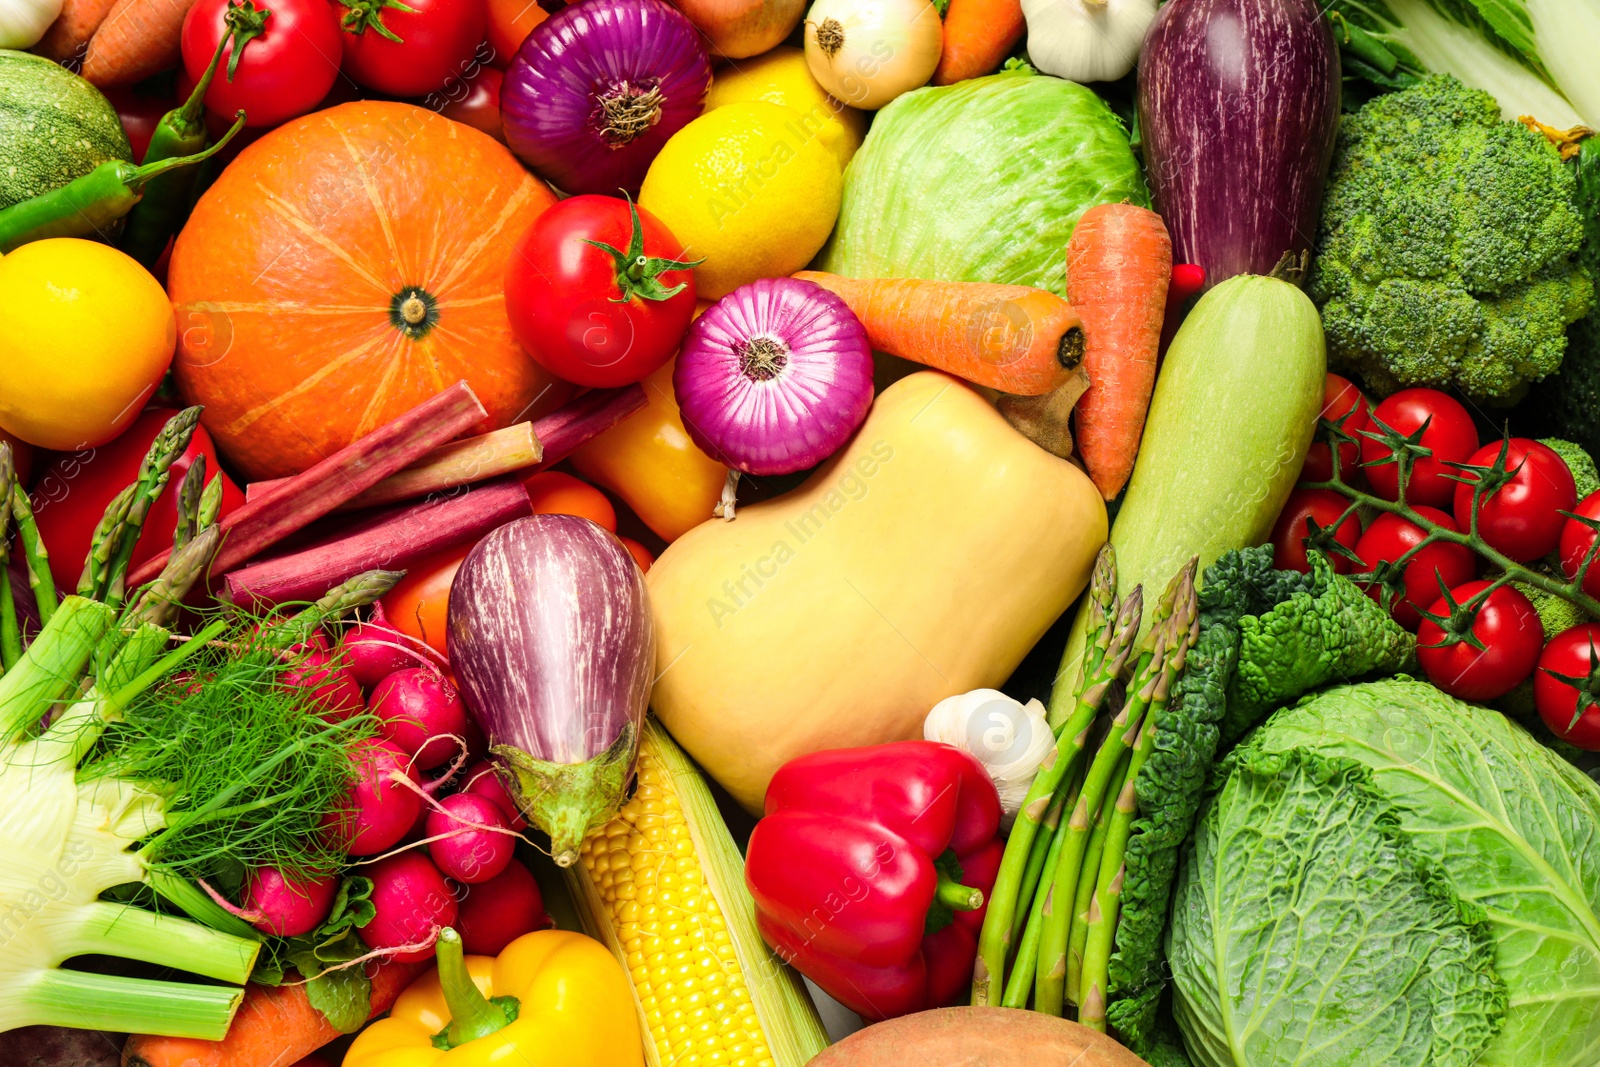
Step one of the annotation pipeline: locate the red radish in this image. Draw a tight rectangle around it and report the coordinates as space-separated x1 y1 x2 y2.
241 868 338 938
463 761 526 830
426 793 515 884
370 669 469 770
324 739 425 856
458 861 549 955
341 619 425 690
282 631 364 720
359 853 459 963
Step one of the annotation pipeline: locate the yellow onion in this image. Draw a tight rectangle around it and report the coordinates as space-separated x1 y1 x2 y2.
802 0 942 111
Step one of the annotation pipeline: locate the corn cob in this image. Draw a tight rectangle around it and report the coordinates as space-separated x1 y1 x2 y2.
568 718 829 1067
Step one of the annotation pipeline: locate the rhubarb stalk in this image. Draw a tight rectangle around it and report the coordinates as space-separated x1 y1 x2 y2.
243 385 647 509
223 478 533 608
128 382 488 587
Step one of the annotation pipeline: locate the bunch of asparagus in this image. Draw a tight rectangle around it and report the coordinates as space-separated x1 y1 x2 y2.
971 546 1199 1029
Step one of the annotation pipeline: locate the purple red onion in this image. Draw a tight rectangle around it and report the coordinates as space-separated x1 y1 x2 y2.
501 0 711 196
446 515 654 866
674 277 875 479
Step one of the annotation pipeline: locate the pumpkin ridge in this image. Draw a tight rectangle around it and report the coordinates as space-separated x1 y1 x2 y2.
334 124 406 275
257 184 393 296
434 178 543 293
220 332 392 437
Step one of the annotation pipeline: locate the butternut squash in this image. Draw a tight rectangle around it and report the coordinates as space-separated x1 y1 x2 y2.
646 371 1107 812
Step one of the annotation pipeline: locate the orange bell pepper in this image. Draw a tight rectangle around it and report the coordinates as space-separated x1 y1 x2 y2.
570 358 725 543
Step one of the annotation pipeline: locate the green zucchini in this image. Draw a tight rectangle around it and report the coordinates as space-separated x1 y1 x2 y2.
1049 273 1326 726
0 50 131 212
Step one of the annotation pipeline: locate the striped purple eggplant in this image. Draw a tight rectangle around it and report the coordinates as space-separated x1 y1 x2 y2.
1137 0 1340 287
447 514 654 866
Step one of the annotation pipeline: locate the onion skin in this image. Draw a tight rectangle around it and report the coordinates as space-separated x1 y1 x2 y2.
447 514 654 865
673 0 804 58
673 277 875 477
501 0 711 196
1137 0 1340 287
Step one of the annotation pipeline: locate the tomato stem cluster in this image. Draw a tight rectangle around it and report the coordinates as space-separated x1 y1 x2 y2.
1300 410 1600 647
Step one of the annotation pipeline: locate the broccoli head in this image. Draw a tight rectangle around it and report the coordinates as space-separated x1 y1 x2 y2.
1310 74 1593 400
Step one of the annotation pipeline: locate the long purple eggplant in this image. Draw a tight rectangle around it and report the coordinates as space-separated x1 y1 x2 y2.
447 514 654 866
1138 0 1340 286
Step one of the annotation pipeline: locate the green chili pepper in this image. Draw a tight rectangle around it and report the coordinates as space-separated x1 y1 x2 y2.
0 112 246 255
120 1 270 266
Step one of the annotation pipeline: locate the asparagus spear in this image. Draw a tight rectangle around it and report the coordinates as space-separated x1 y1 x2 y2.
197 473 225 532
103 408 203 609
76 484 136 598
1079 570 1200 1030
1068 749 1123 1002
971 547 1132 1006
262 568 407 649
0 443 18 671
11 486 57 626
124 525 223 629
1033 558 1196 1016
172 455 207 553
1011 762 1080 948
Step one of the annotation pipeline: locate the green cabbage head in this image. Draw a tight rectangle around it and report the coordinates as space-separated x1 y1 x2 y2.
1169 677 1600 1067
817 68 1147 295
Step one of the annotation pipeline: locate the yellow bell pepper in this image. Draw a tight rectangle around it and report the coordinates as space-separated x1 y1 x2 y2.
342 927 643 1067
569 358 726 543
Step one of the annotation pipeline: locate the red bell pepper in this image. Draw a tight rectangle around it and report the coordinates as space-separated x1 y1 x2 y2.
745 740 1003 1021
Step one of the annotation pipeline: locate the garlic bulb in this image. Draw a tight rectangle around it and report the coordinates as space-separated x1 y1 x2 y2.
1021 0 1157 84
924 689 1054 824
802 0 943 111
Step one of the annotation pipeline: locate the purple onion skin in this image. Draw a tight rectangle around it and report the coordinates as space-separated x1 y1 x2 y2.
1137 0 1340 287
674 277 875 477
502 0 711 196
446 514 654 863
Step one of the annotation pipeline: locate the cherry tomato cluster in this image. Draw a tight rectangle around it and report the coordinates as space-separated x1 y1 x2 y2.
179 0 495 132
1272 375 1600 750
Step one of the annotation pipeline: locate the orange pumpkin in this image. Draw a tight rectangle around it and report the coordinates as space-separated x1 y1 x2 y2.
168 101 573 481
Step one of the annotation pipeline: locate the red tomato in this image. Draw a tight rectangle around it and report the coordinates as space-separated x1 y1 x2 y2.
1416 580 1543 700
380 542 469 655
335 0 488 97
1534 623 1600 751
1560 491 1600 599
1300 373 1371 483
1270 488 1360 574
1361 389 1478 506
29 410 245 594
486 0 546 66
505 195 698 388
1353 507 1477 630
618 535 654 572
440 65 504 142
182 0 344 128
101 85 175 163
1451 438 1575 562
524 470 617 531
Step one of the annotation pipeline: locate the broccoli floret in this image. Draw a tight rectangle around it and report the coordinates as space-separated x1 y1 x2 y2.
1310 75 1593 400
1540 438 1600 500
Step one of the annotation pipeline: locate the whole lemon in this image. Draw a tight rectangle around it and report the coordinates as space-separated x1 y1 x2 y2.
704 48 868 171
0 239 175 450
640 101 843 300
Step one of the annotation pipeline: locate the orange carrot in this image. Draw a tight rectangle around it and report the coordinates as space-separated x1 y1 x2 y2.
1066 203 1172 501
80 0 201 88
932 0 1026 86
32 0 119 63
120 961 426 1067
793 271 1084 396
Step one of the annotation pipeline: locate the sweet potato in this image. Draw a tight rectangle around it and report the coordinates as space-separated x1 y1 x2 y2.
806 1007 1151 1066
